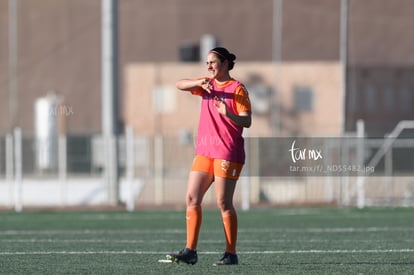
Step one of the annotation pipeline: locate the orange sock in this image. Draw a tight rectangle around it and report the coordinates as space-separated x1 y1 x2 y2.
185 205 202 250
222 210 238 254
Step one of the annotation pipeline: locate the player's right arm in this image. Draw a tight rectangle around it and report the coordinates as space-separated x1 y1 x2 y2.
176 78 212 94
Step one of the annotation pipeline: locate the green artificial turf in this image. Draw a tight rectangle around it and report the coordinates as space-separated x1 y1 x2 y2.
1 207 413 274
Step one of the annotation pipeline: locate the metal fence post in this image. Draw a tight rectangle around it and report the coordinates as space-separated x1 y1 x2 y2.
14 127 22 212
59 135 67 207
356 120 365 208
125 126 135 211
154 135 164 205
6 134 14 208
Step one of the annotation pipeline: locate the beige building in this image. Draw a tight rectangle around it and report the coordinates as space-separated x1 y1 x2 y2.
1 0 413 136
123 62 343 137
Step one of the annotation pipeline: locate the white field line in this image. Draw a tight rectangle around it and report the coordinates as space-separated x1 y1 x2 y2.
1 249 414 256
2 238 414 244
1 227 414 236
0 229 186 235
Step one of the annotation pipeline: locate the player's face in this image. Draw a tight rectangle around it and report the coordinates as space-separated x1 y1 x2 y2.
206 52 227 79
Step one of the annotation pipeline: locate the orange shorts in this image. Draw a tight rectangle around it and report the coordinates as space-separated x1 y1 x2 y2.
191 155 244 180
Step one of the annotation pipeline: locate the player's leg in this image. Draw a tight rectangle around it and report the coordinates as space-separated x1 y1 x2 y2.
167 156 214 264
185 170 214 250
213 160 243 265
214 176 238 256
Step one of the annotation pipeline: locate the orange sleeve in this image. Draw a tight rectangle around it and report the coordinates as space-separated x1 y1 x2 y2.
234 84 251 114
190 77 209 96
190 86 204 96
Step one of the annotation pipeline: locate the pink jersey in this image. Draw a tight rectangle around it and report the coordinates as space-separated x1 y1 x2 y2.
192 79 248 164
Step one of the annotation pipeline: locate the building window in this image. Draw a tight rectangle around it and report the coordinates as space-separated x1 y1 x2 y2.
348 78 359 112
365 84 376 113
383 85 394 112
294 85 314 112
400 85 412 113
152 85 176 114
247 83 270 115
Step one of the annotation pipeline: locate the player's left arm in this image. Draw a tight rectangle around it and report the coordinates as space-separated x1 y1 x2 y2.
226 110 251 128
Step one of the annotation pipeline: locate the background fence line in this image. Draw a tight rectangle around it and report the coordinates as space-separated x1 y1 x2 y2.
1 123 414 211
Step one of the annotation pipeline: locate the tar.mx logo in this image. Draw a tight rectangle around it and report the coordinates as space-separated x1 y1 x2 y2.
289 140 323 163
49 105 74 117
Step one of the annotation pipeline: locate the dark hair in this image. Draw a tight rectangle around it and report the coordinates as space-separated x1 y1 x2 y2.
209 47 236 70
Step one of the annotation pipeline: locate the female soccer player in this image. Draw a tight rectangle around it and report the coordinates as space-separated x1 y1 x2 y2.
167 47 252 265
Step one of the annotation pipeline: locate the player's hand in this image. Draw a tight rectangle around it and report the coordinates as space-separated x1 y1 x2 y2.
200 79 213 94
214 96 227 115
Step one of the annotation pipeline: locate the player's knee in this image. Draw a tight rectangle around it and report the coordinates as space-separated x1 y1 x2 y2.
216 198 233 212
186 193 202 206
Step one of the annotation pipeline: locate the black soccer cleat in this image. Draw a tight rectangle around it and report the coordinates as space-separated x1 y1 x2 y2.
214 252 238 265
166 248 198 265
